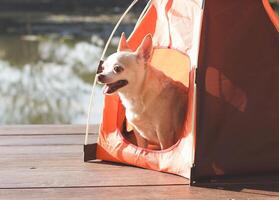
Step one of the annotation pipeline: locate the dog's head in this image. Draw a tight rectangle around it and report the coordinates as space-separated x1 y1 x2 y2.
97 33 153 95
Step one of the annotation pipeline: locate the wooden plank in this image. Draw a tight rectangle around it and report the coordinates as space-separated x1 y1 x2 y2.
0 125 99 135
0 144 188 188
0 134 97 146
1 126 278 200
0 145 82 155
0 145 279 188
0 152 83 169
197 175 279 187
240 186 279 198
0 185 278 200
199 185 279 198
0 161 188 188
0 152 127 170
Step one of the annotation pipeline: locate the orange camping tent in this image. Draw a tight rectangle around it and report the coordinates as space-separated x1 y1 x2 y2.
84 0 279 185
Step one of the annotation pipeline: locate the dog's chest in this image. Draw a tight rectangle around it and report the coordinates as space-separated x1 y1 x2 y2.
125 105 145 124
126 108 158 141
122 99 155 132
125 100 157 128
120 95 144 116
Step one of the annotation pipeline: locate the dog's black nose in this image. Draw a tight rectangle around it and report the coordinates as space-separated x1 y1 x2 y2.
97 74 106 83
97 65 104 74
97 60 104 74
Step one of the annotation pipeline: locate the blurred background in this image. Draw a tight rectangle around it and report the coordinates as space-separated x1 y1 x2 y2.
0 0 146 124
0 0 278 125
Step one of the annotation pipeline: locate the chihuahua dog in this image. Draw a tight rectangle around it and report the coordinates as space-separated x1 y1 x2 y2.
97 33 188 150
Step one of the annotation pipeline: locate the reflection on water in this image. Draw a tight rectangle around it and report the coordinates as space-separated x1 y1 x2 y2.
0 34 114 124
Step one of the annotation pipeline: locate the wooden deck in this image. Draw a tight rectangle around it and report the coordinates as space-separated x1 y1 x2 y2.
0 125 278 200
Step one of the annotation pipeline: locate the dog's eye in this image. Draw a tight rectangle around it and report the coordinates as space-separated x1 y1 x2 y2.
113 65 124 74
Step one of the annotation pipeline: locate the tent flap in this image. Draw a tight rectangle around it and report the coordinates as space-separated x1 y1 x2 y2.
194 0 279 182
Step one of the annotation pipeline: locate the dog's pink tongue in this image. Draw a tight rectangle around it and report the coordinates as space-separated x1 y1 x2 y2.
102 80 128 94
103 85 110 94
103 84 115 94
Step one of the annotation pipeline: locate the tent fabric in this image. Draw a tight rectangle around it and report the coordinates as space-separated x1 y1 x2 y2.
95 0 203 178
194 0 279 181
86 0 279 183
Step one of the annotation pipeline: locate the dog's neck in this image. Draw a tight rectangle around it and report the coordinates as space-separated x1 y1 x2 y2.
118 63 162 112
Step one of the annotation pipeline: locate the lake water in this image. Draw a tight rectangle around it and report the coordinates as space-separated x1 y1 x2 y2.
0 33 122 124
0 4 138 125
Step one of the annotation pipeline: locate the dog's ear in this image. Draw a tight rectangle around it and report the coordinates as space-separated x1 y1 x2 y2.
118 32 130 51
136 34 153 62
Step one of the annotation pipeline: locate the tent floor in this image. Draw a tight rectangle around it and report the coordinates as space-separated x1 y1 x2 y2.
0 125 278 200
